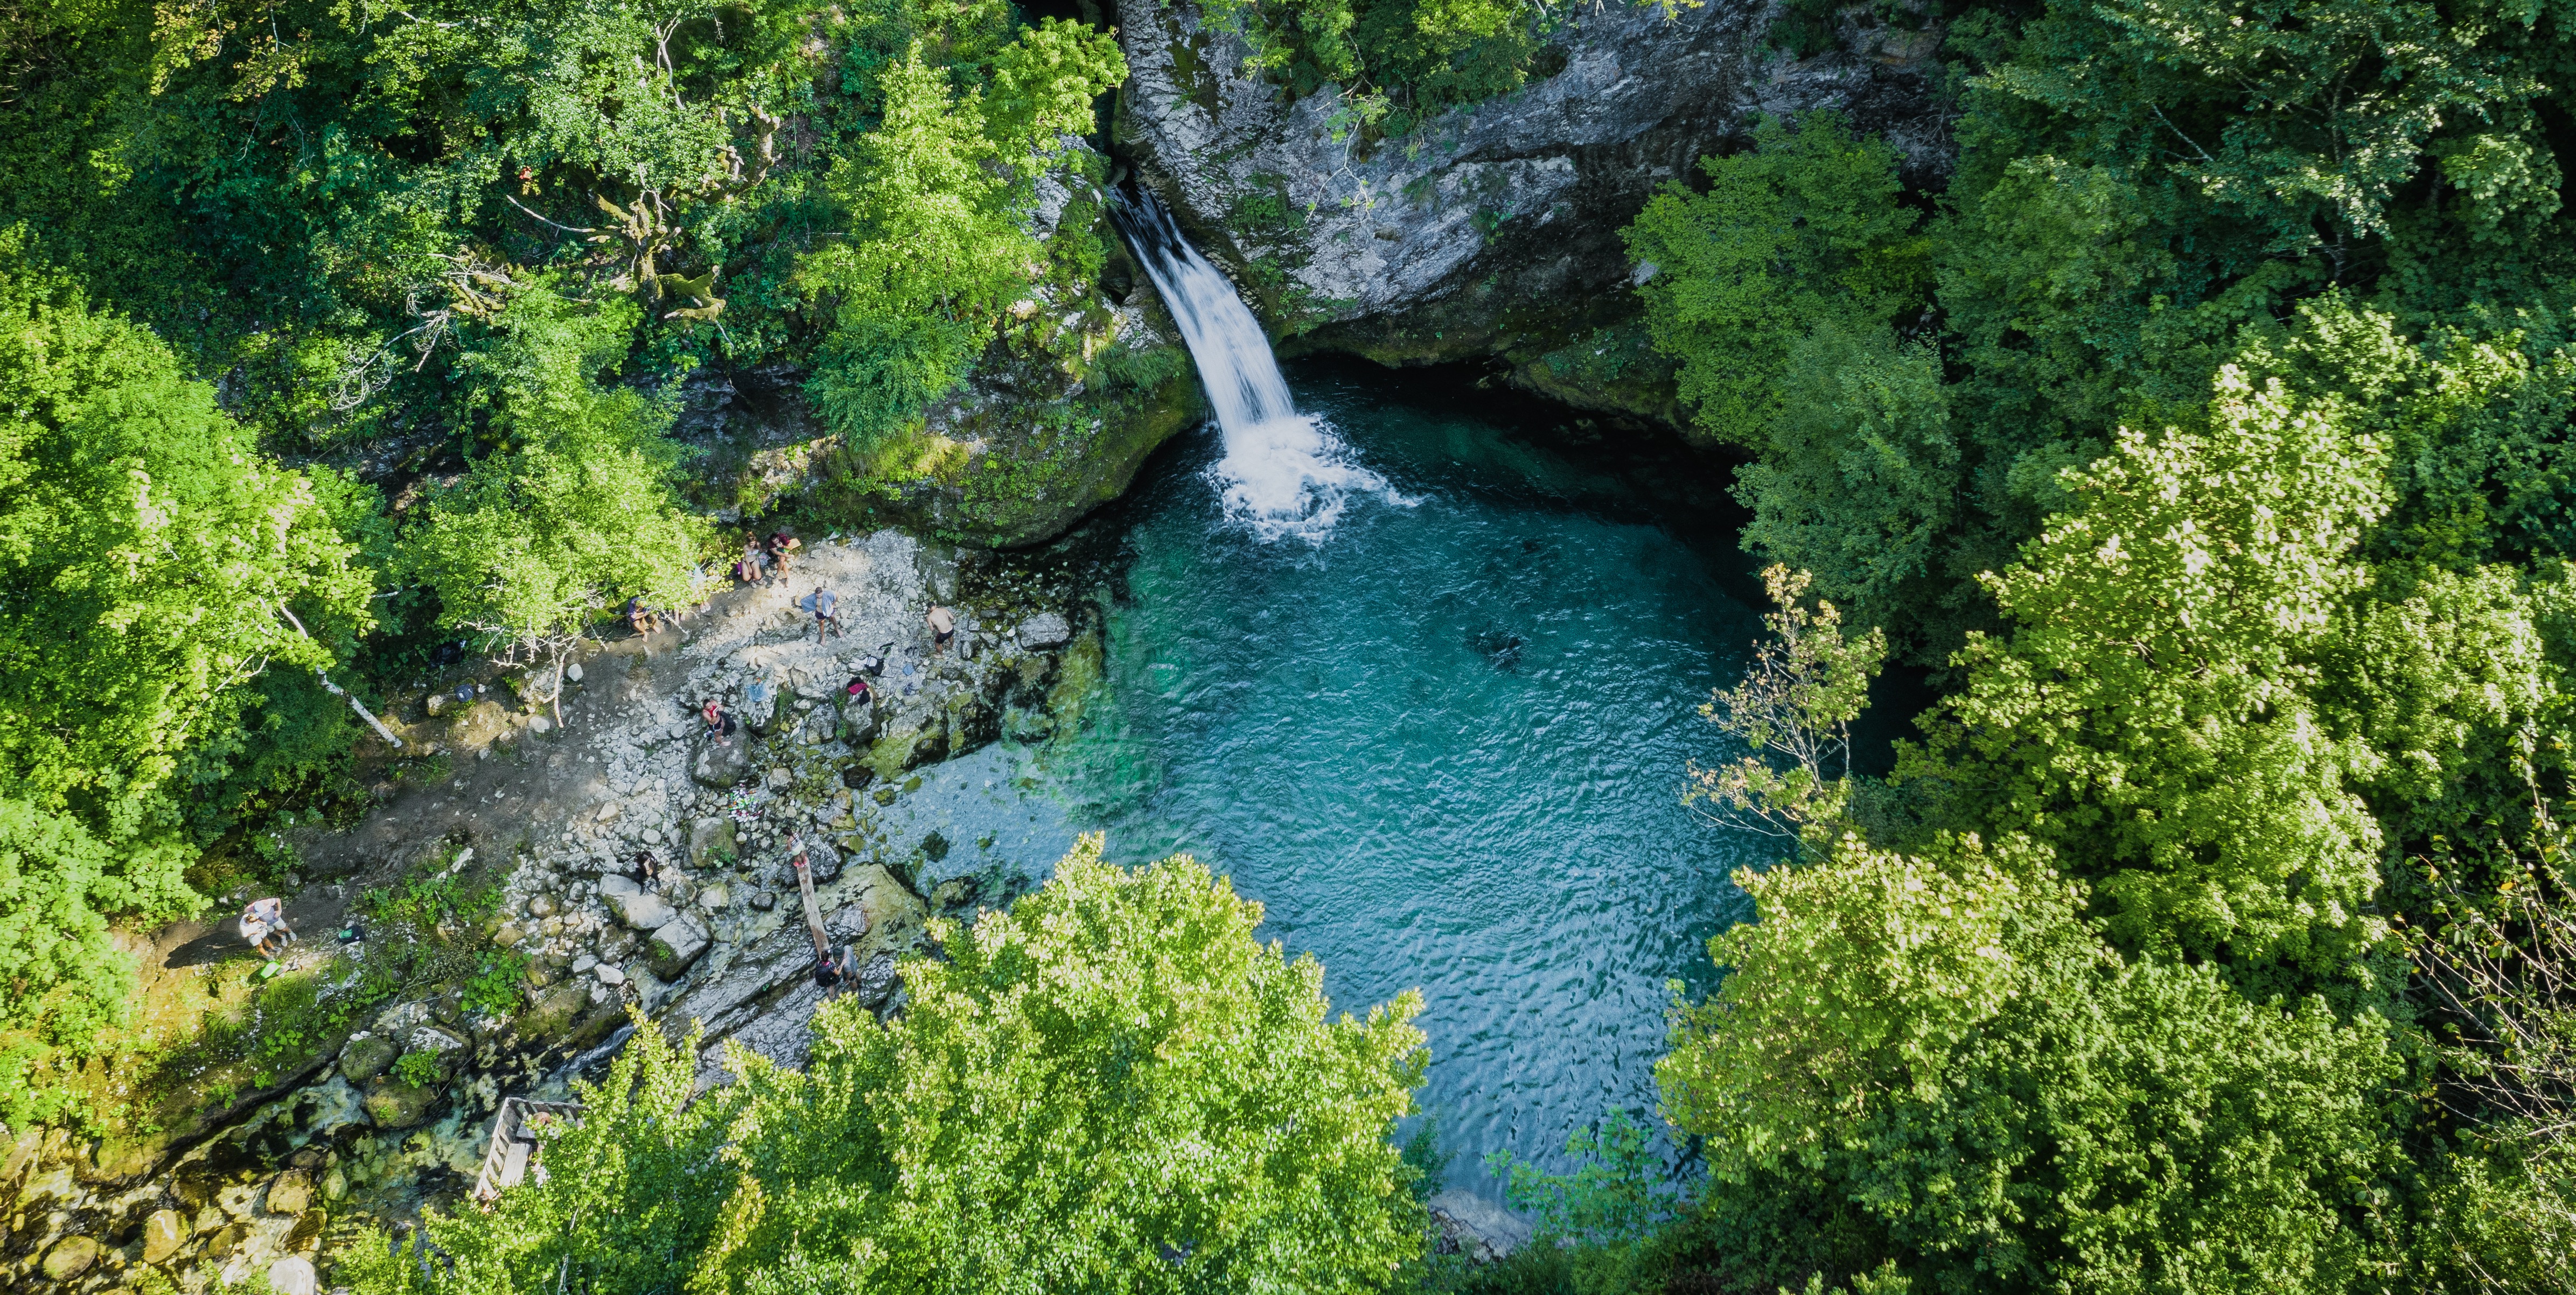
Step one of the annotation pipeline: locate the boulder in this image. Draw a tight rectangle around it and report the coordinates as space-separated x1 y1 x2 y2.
595 962 627 987
338 1034 398 1084
266 1170 313 1216
269 1253 319 1295
947 693 1001 758
42 1235 99 1281
854 953 900 1009
287 1208 328 1253
750 890 778 912
693 734 752 787
808 840 843 884
739 679 780 734
143 1207 187 1263
606 885 678 931
647 915 711 980
870 706 949 771
689 816 738 868
513 981 590 1041
362 1080 439 1130
839 698 881 746
1015 612 1073 649
411 1026 470 1079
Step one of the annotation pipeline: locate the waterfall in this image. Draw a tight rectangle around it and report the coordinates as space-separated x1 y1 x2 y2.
1110 188 1406 543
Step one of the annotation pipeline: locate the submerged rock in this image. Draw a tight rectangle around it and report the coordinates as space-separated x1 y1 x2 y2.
266 1170 313 1216
41 1236 99 1281
143 1208 186 1263
360 1081 438 1130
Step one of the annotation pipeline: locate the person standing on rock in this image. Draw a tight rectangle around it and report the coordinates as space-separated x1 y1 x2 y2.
811 585 842 643
701 698 737 746
240 897 296 962
926 604 956 654
813 944 859 995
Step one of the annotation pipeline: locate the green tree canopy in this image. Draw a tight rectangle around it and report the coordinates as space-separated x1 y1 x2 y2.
344 838 1430 1294
0 229 371 1123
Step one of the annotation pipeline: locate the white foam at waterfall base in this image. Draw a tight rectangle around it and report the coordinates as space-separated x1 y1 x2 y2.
1112 191 1412 544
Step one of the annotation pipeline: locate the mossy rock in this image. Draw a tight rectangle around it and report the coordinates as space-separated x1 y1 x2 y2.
339 1035 399 1084
512 982 590 1042
361 1081 439 1130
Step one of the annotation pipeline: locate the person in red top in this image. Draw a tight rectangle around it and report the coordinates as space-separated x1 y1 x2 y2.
700 698 736 746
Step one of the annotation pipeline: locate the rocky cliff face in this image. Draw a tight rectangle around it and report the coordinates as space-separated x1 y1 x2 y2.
1113 0 1952 427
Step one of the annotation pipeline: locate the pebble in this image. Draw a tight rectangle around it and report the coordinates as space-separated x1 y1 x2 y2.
641 827 663 844
595 963 626 986
573 953 598 973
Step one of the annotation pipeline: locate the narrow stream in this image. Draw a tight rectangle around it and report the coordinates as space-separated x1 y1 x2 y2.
882 354 1771 1200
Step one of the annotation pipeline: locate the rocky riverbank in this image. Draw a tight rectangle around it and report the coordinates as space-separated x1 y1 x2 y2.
0 530 1101 1295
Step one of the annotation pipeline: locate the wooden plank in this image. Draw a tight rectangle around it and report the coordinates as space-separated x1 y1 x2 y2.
795 852 828 958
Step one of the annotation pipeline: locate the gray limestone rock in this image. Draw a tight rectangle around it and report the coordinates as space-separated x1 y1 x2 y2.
690 815 738 867
1014 612 1072 649
693 734 752 787
647 915 711 980
604 883 678 931
854 952 899 1009
1115 0 1951 421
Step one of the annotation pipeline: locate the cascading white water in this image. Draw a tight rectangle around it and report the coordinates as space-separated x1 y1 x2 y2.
1111 188 1406 542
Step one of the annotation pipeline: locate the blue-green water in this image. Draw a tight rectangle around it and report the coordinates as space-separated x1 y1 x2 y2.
889 362 1769 1196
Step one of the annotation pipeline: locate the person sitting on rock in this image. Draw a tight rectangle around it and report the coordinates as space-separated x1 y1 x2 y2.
631 851 664 891
738 535 768 585
624 596 659 636
811 585 842 642
769 530 800 577
926 604 956 653
700 698 737 746
240 897 295 961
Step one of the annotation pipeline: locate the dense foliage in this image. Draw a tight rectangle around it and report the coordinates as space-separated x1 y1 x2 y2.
1623 0 2576 1289
0 0 1126 1122
342 839 1433 1293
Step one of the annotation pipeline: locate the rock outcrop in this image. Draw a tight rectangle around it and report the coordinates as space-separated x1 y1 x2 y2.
1114 0 1953 425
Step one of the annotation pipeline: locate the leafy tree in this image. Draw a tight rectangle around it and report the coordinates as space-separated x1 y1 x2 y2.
1733 323 1960 638
800 23 1123 447
1663 831 2409 1294
354 838 1431 1294
1623 111 1929 450
398 285 710 721
1688 564 1887 845
0 230 370 1121
1898 362 2395 971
